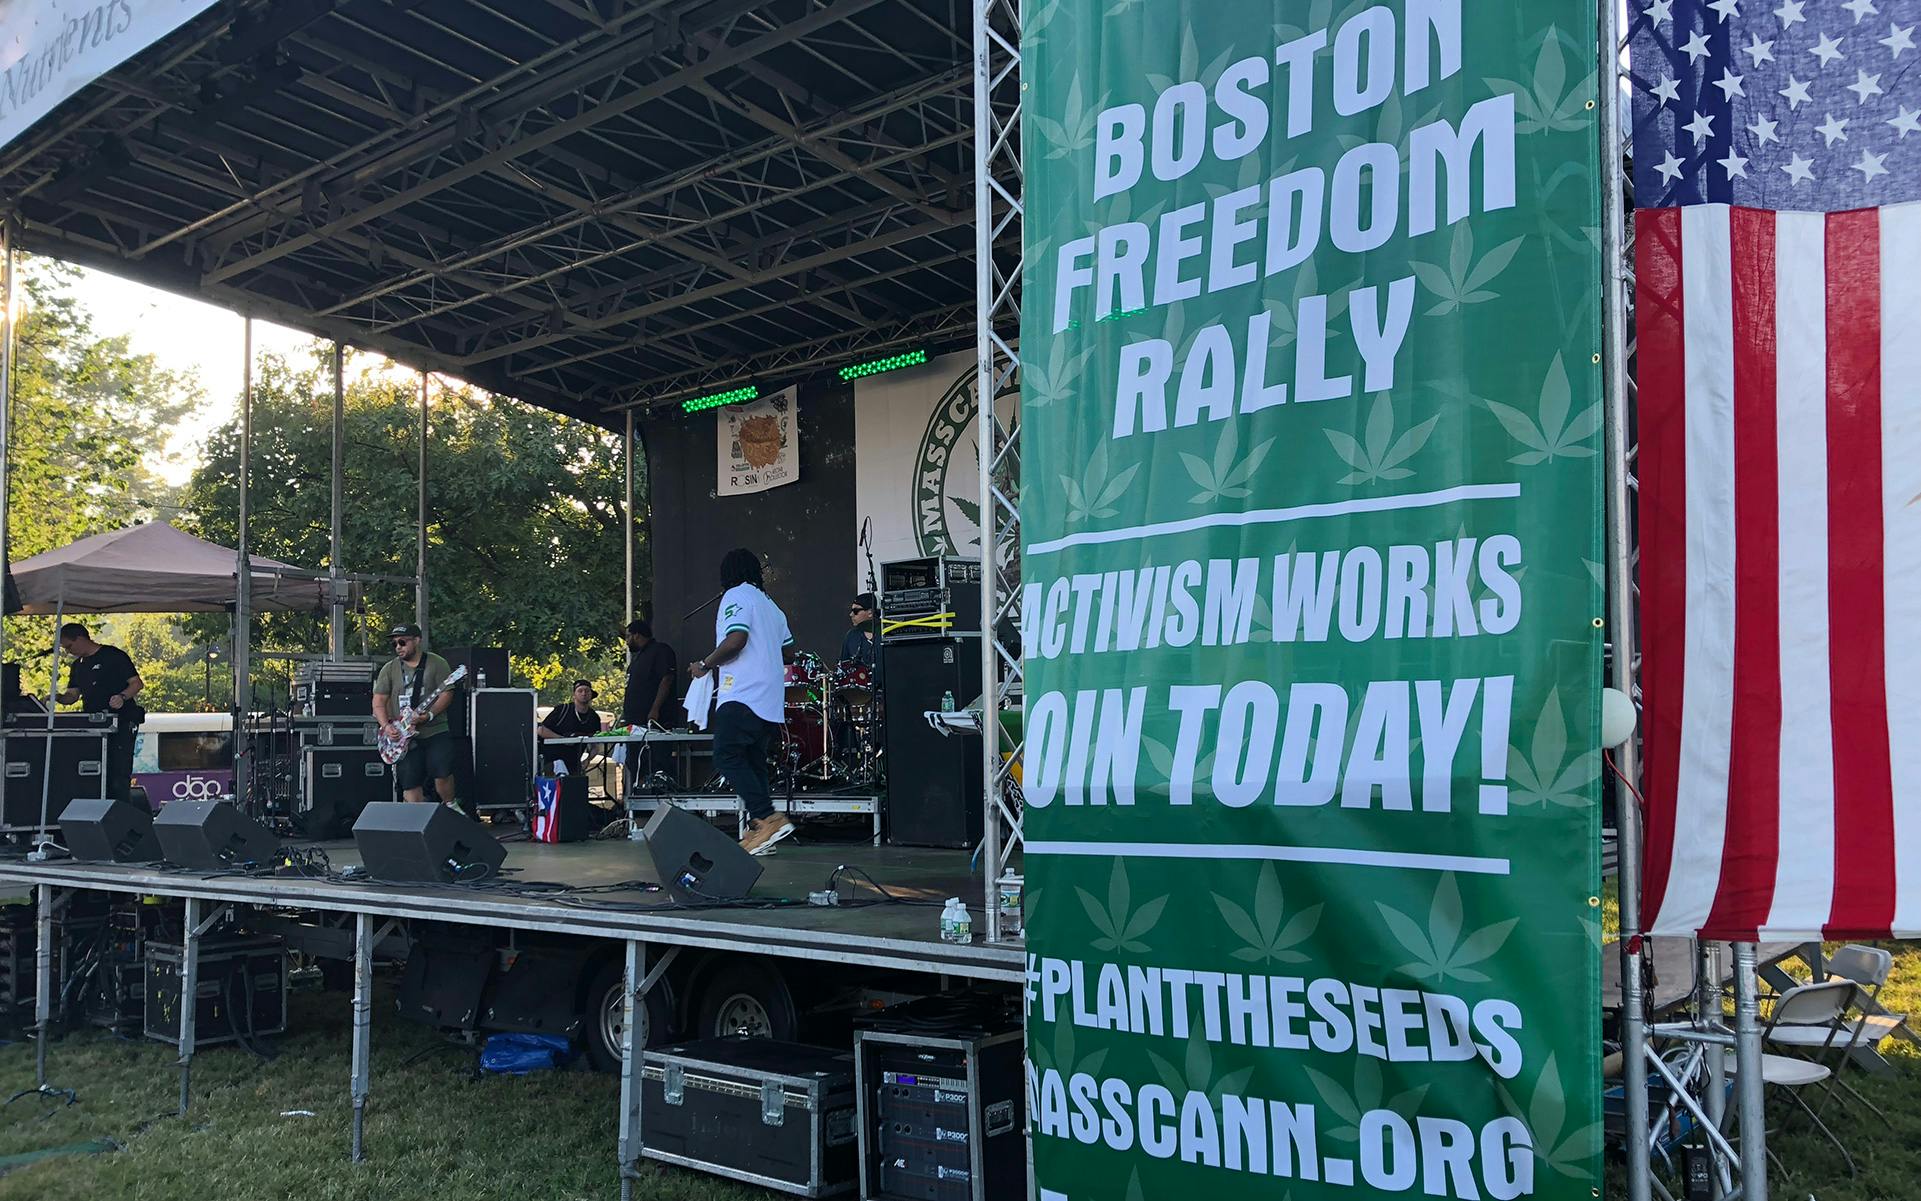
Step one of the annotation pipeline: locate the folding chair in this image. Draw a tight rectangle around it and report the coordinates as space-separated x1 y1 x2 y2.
1721 979 1858 1176
1766 945 1907 1128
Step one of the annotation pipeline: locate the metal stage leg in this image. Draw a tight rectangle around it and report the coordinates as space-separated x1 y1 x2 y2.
351 911 373 1162
33 884 55 1089
617 940 647 1201
1733 943 1769 1201
177 900 228 1116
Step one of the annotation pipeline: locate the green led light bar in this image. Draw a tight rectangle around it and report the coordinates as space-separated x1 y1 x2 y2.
682 384 759 413
838 348 928 382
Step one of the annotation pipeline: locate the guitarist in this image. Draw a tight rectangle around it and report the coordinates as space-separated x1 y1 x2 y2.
372 623 459 806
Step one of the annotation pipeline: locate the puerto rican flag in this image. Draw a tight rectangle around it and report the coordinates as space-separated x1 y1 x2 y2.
1631 0 1921 939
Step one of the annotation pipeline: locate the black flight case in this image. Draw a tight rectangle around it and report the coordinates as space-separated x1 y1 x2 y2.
641 1036 859 1196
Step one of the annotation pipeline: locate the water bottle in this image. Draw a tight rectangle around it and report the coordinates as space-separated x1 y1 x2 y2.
939 898 963 943
952 900 972 944
940 689 956 713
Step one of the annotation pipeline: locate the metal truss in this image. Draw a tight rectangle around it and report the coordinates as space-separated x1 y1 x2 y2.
974 0 1022 943
0 0 982 421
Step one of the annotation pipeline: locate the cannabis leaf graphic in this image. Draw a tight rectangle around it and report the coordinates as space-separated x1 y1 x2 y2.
1076 860 1168 954
1498 1052 1605 1178
1022 0 1068 46
1508 686 1599 809
1376 873 1519 984
1263 256 1358 351
1147 1035 1256 1118
1024 338 1092 410
1029 74 1110 159
1029 1010 1108 1080
1140 736 1216 796
1303 1057 1431 1144
1182 421 1275 505
1325 393 1440 485
1063 443 1140 523
1146 27 1235 94
1481 353 1601 465
1411 223 1527 316
1212 862 1323 965
1484 27 1597 136
1274 0 1372 45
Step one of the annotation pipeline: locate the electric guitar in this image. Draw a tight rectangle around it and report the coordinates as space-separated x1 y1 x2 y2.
376 664 468 765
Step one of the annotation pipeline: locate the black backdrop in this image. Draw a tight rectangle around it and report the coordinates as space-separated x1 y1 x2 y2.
641 381 859 669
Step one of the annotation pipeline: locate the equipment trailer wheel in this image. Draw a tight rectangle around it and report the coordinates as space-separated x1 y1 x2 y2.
584 958 672 1072
693 960 799 1041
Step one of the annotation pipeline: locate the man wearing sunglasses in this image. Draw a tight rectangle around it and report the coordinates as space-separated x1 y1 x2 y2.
372 623 459 806
838 592 879 669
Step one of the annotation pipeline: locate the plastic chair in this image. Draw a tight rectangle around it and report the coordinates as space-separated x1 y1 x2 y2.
1767 945 1906 1127
1721 978 1858 1176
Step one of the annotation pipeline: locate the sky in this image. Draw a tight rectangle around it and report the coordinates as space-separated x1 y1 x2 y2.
71 267 316 484
68 265 428 486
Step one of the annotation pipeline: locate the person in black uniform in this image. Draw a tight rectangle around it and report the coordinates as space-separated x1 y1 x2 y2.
621 619 684 728
536 679 602 775
55 622 144 804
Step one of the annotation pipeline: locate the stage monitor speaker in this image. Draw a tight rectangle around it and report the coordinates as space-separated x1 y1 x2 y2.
881 637 984 848
353 801 507 883
643 804 762 901
153 800 281 870
59 798 159 863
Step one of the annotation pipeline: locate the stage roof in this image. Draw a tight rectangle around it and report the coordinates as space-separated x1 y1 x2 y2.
0 0 994 425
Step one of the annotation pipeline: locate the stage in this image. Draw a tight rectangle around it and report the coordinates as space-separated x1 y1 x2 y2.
0 832 1022 983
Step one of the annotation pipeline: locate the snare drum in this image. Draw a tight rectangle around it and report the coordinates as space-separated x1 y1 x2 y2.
831 659 875 703
783 651 825 702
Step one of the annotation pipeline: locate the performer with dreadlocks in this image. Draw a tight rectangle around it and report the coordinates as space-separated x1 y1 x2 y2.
689 547 797 856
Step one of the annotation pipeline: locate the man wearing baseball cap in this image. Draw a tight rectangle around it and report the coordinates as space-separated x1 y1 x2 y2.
372 623 460 806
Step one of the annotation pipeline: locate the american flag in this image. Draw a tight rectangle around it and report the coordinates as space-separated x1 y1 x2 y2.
1631 0 1921 940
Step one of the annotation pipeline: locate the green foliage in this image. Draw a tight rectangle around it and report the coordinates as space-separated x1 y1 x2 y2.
180 352 639 706
2 259 198 693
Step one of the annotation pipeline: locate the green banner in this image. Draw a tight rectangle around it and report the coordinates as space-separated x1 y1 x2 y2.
1018 2 1604 1199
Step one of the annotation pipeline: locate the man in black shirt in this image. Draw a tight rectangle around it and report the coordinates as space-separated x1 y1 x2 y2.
621 619 684 729
839 592 879 667
537 680 602 775
55 622 144 804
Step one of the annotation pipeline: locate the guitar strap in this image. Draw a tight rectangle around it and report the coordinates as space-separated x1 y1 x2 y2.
408 658 427 711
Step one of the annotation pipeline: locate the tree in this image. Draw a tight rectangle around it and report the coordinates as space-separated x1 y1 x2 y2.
4 259 200 693
181 349 643 705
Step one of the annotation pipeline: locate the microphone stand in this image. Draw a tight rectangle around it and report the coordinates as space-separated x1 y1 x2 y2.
860 517 878 596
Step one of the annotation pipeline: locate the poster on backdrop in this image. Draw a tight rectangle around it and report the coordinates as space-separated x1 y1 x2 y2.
853 350 1019 579
1020 2 1605 1199
717 385 800 496
0 1 223 153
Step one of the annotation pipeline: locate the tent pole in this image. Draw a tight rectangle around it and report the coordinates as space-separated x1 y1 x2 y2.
0 223 10 645
623 409 634 623
330 343 345 660
0 220 12 825
234 318 253 800
33 597 61 855
416 372 428 641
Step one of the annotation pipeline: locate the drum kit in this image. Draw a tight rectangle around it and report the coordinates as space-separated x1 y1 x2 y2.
776 651 884 787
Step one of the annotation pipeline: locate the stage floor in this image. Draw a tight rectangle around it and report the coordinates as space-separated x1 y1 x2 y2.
0 830 1023 981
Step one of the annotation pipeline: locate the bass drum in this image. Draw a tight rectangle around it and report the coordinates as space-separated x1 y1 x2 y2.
777 708 826 766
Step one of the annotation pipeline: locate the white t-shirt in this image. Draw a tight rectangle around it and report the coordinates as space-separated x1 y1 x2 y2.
712 583 793 723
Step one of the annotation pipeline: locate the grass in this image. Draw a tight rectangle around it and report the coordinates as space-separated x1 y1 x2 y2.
1 946 1916 1199
0 981 762 1201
